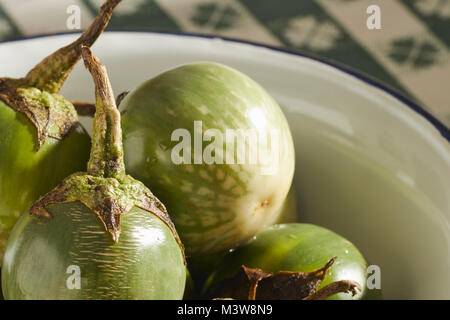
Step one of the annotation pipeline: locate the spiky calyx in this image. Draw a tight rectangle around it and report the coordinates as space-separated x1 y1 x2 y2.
211 258 361 300
30 173 185 262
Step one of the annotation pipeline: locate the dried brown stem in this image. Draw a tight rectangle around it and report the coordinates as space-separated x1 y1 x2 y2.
71 90 130 117
24 0 122 93
242 266 272 300
115 90 130 107
303 280 362 300
72 101 96 116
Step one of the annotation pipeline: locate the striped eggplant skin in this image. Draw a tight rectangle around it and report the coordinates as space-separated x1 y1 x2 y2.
1 201 186 300
120 62 295 257
0 100 91 265
204 223 368 300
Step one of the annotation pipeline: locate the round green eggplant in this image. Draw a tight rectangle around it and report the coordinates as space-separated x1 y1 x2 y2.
120 62 295 256
2 201 186 299
204 223 368 300
0 100 90 264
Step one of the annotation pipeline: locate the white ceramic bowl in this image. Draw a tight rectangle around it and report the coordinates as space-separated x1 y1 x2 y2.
0 32 449 299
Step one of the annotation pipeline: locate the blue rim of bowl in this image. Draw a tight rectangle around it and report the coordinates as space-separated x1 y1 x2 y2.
1 30 449 143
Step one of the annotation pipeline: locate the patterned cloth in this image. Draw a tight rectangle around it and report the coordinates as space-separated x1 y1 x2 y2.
0 0 449 128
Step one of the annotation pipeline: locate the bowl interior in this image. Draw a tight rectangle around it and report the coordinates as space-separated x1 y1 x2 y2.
1 32 449 299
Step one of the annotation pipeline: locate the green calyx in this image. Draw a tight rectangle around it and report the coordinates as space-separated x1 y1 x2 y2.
17 87 79 138
0 79 80 149
0 0 122 149
29 173 184 256
16 88 75 117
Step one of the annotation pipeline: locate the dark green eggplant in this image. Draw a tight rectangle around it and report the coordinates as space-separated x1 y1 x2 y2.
204 223 368 300
0 0 122 265
1 48 186 299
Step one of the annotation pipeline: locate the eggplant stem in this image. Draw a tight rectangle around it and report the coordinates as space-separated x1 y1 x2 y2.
116 90 130 107
72 90 128 117
82 46 125 179
72 101 96 116
248 283 258 300
241 265 273 300
23 0 121 93
303 280 362 300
